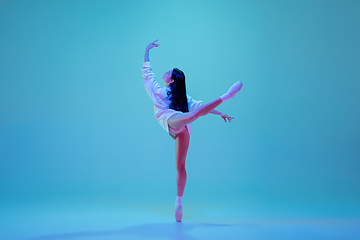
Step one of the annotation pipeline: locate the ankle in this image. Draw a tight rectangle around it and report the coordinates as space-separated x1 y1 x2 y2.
176 196 182 204
220 94 227 102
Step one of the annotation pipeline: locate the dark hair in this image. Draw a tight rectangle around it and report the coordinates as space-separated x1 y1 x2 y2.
167 68 189 113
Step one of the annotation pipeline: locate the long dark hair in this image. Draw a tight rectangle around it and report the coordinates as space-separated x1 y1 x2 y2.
167 68 189 113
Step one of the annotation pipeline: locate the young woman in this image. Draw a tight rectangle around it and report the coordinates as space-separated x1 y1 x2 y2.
142 40 243 222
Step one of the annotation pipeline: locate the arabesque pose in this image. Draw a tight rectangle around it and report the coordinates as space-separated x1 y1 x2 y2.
142 40 243 222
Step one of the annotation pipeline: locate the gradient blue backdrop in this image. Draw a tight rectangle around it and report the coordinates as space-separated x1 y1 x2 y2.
0 0 359 238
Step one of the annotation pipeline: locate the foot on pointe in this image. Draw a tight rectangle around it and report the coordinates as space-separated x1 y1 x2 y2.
220 81 243 101
175 202 183 222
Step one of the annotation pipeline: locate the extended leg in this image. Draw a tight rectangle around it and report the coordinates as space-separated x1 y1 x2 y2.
168 81 243 130
168 98 222 130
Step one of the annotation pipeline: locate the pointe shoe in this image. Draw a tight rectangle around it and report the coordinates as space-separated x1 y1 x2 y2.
220 81 243 101
175 202 182 222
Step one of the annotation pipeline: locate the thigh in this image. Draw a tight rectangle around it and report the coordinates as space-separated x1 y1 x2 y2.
168 112 193 130
175 128 190 168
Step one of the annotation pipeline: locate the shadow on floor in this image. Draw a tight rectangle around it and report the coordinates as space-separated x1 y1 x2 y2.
27 222 258 240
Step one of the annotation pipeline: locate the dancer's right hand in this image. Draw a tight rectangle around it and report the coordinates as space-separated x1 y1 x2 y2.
221 114 234 123
146 39 159 50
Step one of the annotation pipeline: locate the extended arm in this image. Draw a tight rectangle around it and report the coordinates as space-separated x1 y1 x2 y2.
211 109 234 123
210 109 222 115
144 39 159 62
142 40 166 102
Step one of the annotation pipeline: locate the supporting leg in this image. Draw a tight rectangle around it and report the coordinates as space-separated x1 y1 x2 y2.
174 129 190 222
175 129 190 197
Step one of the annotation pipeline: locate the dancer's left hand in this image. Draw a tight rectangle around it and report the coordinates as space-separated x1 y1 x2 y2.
221 114 234 123
146 39 159 50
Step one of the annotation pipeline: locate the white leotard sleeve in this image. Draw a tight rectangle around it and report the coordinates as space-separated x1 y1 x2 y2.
142 62 168 107
187 95 203 112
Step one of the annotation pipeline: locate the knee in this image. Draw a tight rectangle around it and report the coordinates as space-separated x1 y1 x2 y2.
177 164 186 173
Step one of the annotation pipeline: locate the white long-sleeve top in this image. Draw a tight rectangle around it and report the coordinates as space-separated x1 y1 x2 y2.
142 62 203 135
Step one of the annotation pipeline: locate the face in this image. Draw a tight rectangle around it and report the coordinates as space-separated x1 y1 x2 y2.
162 70 174 87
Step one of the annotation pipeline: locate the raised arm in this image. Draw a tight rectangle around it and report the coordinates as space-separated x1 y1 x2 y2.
144 39 159 62
142 39 166 104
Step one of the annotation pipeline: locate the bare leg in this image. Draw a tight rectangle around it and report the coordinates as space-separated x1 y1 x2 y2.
175 129 190 196
168 81 243 130
168 98 223 130
174 129 189 222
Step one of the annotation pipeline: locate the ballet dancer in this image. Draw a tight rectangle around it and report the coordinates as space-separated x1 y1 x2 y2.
142 40 243 222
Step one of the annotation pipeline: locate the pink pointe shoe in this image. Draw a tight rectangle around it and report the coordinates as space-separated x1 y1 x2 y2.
175 203 182 222
220 81 243 101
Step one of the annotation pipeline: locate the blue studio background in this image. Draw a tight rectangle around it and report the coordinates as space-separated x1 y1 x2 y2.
0 0 359 239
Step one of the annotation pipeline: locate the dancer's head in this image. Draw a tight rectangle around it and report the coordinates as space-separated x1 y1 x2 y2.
166 68 189 113
162 70 174 86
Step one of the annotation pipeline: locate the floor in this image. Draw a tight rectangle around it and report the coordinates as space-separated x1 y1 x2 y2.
1 198 359 240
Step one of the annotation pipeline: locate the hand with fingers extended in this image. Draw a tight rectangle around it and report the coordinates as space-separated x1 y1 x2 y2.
146 39 160 50
221 114 234 123
144 39 159 62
